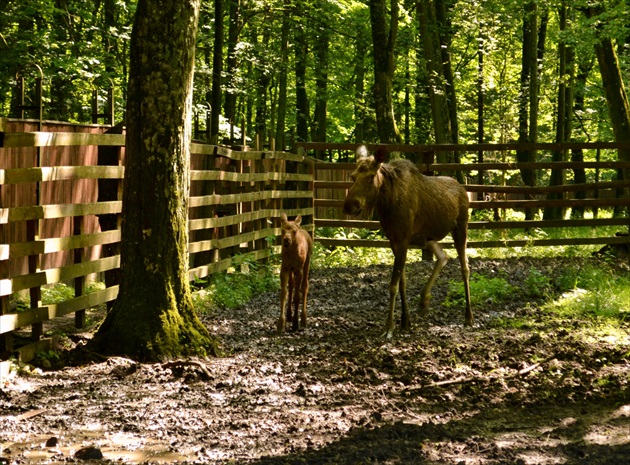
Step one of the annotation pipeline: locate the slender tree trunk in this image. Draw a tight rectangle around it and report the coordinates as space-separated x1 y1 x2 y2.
312 27 329 156
570 59 593 219
516 2 539 220
90 0 217 361
418 0 454 161
370 0 401 143
224 0 241 140
210 0 224 142
295 17 309 143
354 25 368 144
275 1 290 150
544 4 574 220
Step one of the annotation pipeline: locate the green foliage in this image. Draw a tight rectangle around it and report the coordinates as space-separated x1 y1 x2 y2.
444 274 516 308
193 257 279 312
42 283 75 305
523 267 553 298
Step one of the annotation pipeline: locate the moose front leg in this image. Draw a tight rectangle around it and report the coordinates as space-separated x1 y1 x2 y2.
383 245 408 339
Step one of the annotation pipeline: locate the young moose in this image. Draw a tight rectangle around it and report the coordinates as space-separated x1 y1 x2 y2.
278 213 313 333
343 145 472 338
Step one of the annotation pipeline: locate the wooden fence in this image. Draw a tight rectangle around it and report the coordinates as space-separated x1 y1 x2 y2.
301 142 630 252
0 118 313 364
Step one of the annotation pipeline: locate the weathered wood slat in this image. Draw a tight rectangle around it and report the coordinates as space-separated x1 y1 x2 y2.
189 249 273 281
189 190 313 208
315 179 630 193
0 201 122 223
0 230 121 260
314 217 630 231
316 235 630 250
0 131 125 147
0 286 119 334
190 143 314 163
314 161 630 172
0 166 124 184
190 170 312 183
314 198 629 209
0 256 120 296
188 208 313 231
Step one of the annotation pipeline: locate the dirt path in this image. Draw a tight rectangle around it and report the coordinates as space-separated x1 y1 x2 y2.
1 257 629 464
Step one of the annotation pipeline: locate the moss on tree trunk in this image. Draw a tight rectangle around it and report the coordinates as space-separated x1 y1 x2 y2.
90 0 218 361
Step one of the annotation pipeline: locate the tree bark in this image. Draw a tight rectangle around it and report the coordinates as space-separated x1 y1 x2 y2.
224 0 242 140
312 26 329 157
295 16 309 143
544 4 574 220
369 0 401 143
90 0 217 361
274 0 290 150
210 0 224 142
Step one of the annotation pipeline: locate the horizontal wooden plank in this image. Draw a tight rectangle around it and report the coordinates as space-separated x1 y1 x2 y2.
0 230 121 260
190 143 314 163
190 170 312 183
315 235 630 250
189 227 279 254
315 197 630 210
0 201 122 223
0 166 124 184
189 190 313 208
189 249 274 281
300 141 630 153
315 217 630 231
189 208 313 231
0 131 125 148
0 286 119 335
315 179 630 194
314 160 630 172
0 255 120 296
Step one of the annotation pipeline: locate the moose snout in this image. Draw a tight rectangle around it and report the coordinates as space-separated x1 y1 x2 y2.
343 197 361 216
282 235 292 247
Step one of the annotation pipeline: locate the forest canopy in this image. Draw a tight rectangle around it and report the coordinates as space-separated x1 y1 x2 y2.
1 0 629 148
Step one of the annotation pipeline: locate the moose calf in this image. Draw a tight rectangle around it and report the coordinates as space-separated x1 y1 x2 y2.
343 145 472 338
278 213 313 333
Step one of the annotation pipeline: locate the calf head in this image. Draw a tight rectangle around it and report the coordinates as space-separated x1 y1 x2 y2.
281 213 302 248
343 145 388 218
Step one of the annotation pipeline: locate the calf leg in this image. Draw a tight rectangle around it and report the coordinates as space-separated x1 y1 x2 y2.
400 267 410 331
299 256 311 329
278 270 289 333
288 272 295 328
291 269 302 331
419 241 448 316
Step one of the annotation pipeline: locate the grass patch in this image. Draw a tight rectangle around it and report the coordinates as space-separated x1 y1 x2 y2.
444 274 516 308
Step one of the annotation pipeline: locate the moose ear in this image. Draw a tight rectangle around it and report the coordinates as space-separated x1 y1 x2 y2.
374 145 388 165
355 144 369 160
281 213 288 223
294 215 302 226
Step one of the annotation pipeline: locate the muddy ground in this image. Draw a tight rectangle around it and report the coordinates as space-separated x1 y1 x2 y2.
1 257 629 464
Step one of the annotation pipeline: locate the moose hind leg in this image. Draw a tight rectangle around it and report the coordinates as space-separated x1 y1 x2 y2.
278 270 289 333
419 241 448 317
454 229 473 326
299 259 310 329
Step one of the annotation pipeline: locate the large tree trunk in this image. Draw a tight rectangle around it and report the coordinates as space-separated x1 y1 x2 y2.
584 5 630 217
91 0 217 361
370 0 401 143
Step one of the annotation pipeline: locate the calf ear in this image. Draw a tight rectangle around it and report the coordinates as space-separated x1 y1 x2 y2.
294 215 302 226
374 145 388 165
281 213 288 223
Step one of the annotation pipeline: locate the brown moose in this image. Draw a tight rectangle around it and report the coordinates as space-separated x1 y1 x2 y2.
278 213 313 333
343 145 472 338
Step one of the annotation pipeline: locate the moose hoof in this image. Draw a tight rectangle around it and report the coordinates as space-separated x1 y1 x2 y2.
277 319 286 334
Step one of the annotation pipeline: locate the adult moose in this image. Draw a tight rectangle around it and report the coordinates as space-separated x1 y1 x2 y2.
343 145 472 338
